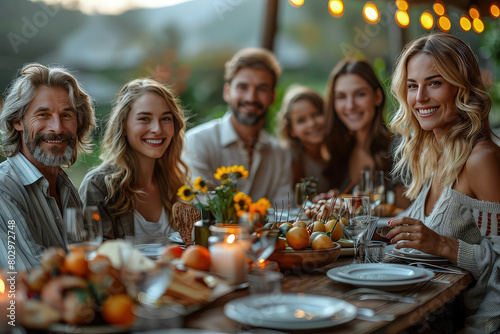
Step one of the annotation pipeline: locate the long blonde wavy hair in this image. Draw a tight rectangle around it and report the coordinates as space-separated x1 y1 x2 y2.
98 78 188 216
390 33 492 199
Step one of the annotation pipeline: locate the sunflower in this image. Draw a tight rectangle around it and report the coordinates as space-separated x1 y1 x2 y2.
249 197 272 217
233 192 252 217
193 177 208 194
177 185 195 202
214 166 230 181
232 165 249 179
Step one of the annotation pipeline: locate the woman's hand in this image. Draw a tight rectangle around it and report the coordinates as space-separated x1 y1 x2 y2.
385 217 459 264
312 189 339 203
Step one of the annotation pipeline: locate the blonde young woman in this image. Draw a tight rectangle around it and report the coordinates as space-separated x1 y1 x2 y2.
276 85 330 194
79 79 188 243
386 33 500 332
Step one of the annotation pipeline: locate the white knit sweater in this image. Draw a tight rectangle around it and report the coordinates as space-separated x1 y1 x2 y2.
402 181 500 333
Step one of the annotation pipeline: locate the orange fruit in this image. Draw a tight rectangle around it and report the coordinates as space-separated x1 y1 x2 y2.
286 227 310 250
63 251 90 277
181 245 211 271
292 221 307 229
275 238 287 251
161 245 184 261
311 234 335 250
325 220 344 242
310 221 326 233
101 294 136 327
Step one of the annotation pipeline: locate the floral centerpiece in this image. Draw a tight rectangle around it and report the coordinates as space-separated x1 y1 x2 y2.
177 165 271 231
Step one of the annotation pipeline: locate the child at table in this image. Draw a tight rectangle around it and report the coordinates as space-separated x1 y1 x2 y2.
276 85 330 194
79 78 189 243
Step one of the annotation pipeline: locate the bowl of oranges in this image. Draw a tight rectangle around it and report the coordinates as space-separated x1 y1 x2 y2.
267 219 343 271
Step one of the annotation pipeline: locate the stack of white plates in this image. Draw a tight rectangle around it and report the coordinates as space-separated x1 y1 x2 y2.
224 293 357 330
386 244 448 263
327 263 434 291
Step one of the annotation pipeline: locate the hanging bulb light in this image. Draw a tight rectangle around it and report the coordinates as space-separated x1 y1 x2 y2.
289 0 305 8
433 1 445 16
328 0 344 17
473 18 485 33
395 10 410 28
363 1 380 24
460 14 472 31
420 10 434 30
437 15 451 32
490 3 500 18
469 6 480 19
395 0 408 11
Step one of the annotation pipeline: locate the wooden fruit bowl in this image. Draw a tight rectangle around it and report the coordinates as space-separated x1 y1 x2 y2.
268 243 341 271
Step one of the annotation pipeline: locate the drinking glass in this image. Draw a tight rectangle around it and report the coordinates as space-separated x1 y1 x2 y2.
340 196 371 264
64 206 103 260
294 182 307 207
359 170 386 212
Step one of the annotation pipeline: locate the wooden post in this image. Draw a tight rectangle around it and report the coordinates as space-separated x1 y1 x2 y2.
262 0 279 51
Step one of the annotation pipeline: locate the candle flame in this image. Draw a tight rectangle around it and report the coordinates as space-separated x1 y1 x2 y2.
92 212 100 221
0 278 5 294
227 234 236 244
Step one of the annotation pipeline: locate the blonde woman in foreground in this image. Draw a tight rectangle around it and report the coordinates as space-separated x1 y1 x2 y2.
79 79 188 242
386 33 500 332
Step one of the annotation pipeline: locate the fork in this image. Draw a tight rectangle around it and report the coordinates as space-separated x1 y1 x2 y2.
430 273 450 284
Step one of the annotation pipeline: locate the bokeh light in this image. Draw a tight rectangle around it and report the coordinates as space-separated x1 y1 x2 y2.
433 1 445 16
395 10 410 28
289 0 304 8
420 11 434 30
473 18 485 33
438 15 451 32
363 1 380 24
328 0 344 17
395 0 408 11
469 6 480 19
460 14 472 31
490 3 500 18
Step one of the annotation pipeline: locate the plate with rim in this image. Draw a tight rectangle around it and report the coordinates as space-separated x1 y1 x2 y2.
392 247 444 259
386 244 449 264
224 293 357 330
335 263 433 282
327 263 434 291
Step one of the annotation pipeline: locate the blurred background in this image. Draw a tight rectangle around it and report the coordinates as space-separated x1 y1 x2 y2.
1 0 499 187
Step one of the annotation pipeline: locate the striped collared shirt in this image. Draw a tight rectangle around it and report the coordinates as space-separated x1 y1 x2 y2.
0 153 81 271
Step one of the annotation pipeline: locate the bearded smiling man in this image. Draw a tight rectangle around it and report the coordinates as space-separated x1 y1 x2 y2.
0 64 95 270
182 48 293 205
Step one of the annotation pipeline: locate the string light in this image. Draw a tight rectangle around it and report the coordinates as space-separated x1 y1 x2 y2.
469 6 480 19
490 3 500 18
433 1 445 16
395 0 408 11
420 10 434 30
328 0 344 17
438 15 451 32
363 1 380 24
288 0 304 8
473 18 485 33
460 14 472 31
395 10 410 28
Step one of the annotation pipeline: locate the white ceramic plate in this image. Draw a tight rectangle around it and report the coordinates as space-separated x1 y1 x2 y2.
224 293 357 330
134 243 164 259
386 244 449 264
166 231 184 244
336 263 432 281
392 247 444 259
327 263 434 291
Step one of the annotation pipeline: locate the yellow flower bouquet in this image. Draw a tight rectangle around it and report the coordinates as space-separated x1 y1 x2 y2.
177 165 271 230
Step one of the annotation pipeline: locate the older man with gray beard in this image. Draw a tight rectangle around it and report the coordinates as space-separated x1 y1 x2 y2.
0 63 95 270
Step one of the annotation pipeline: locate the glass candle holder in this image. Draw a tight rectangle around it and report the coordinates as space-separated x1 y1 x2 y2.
208 224 249 286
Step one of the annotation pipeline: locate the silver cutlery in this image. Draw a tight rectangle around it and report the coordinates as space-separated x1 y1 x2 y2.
356 308 395 322
409 262 465 274
358 294 418 303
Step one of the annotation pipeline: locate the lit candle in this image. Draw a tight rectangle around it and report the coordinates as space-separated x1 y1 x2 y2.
209 234 248 285
0 274 10 331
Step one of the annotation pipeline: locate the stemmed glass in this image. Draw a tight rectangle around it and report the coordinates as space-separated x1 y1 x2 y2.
339 196 371 264
359 170 386 212
246 229 280 267
64 206 103 260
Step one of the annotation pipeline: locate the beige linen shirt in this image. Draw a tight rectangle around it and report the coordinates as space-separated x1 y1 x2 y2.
182 112 293 205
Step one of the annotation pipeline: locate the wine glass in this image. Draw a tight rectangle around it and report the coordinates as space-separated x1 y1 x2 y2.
339 196 371 264
358 170 386 212
64 206 103 260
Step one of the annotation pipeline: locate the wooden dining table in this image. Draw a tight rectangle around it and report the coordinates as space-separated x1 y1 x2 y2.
185 255 473 333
